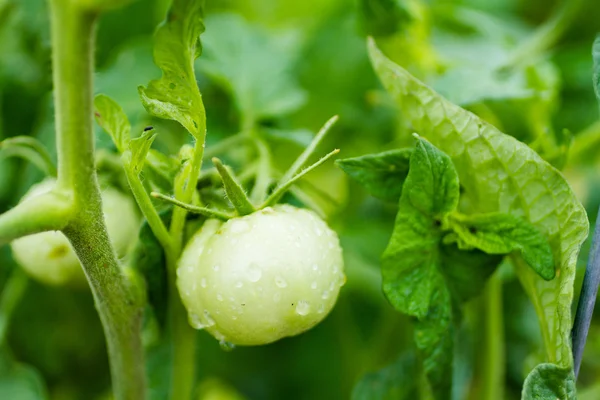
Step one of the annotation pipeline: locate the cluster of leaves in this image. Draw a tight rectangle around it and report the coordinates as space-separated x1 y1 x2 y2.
339 38 590 399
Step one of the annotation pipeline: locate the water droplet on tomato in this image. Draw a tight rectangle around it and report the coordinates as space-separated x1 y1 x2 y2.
275 277 287 288
219 340 236 352
246 264 262 282
296 301 310 316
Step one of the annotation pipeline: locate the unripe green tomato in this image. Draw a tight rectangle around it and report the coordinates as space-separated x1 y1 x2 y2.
177 205 345 346
10 179 139 287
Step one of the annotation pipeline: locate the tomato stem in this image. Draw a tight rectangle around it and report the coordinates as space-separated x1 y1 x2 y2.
249 136 272 204
48 1 146 398
481 272 505 400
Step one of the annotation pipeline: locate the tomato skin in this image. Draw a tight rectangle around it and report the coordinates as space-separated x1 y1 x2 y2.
177 205 345 346
10 179 139 287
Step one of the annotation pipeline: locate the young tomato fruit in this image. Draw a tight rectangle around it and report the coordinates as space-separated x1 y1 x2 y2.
177 205 345 346
10 179 139 287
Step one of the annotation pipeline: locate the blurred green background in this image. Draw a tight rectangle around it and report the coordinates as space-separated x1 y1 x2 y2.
0 0 599 399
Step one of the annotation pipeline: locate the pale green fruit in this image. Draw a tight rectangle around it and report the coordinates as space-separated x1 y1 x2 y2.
10 179 139 287
177 205 345 346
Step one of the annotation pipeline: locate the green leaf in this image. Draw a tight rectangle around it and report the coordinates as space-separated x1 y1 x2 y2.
336 149 412 201
521 363 575 400
381 138 478 398
93 94 131 153
351 351 419 400
0 136 56 177
357 0 414 37
593 34 600 107
199 14 307 122
138 0 206 138
128 129 158 175
447 212 554 280
369 38 588 372
381 137 458 320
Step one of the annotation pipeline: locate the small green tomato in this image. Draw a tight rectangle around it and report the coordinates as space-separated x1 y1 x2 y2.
177 205 345 346
10 179 139 287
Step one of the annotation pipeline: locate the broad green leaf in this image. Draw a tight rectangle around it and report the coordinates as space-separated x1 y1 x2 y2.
94 94 131 153
368 38 589 374
382 138 458 320
0 136 56 177
382 138 482 398
128 130 158 174
351 351 419 400
447 212 554 280
336 149 412 201
521 363 575 400
357 0 413 37
594 35 600 107
138 0 206 138
199 14 307 122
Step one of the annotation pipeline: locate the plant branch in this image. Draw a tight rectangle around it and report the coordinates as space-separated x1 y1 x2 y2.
167 135 206 400
279 115 338 184
151 192 233 220
0 191 72 245
123 154 173 252
572 205 600 379
481 272 505 400
49 1 146 398
262 149 340 208
0 268 28 345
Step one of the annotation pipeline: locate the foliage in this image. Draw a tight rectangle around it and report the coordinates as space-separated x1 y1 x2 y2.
0 0 599 399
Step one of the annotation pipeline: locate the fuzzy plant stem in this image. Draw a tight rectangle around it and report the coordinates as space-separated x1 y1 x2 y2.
49 1 146 398
572 206 600 379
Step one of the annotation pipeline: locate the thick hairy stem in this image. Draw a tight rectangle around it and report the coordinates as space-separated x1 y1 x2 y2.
49 1 146 398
